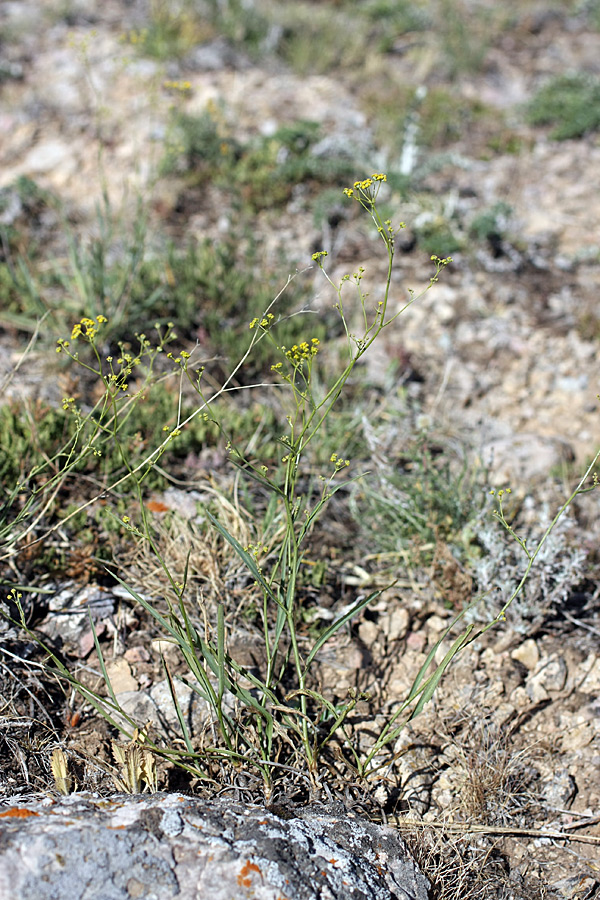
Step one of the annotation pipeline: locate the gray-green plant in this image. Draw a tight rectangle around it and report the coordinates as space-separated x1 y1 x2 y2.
469 202 513 245
4 175 599 799
162 108 356 211
350 424 487 562
582 0 600 29
526 73 600 139
436 0 493 77
471 495 590 634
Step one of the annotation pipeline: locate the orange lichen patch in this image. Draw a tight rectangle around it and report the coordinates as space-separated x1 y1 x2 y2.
328 858 338 865
146 500 170 513
237 860 262 888
0 808 39 819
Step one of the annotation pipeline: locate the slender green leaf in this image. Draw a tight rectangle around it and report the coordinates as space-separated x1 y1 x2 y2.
89 611 119 709
305 590 381 670
403 605 474 704
206 510 283 609
217 603 226 702
163 657 195 754
408 625 475 720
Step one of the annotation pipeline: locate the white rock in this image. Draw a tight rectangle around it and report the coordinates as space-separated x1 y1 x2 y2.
561 722 594 752
105 658 138 694
383 608 411 642
482 433 574 484
150 678 200 728
511 638 540 672
358 620 379 647
23 139 73 173
578 655 600 694
530 654 568 693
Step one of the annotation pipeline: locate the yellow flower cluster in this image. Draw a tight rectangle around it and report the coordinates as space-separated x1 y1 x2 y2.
249 313 275 329
330 452 350 470
163 80 192 92
282 338 320 363
120 28 148 45
57 315 107 351
167 350 191 366
72 314 107 340
343 173 387 199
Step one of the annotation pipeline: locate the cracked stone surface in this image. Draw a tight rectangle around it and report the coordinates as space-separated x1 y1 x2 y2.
0 793 429 900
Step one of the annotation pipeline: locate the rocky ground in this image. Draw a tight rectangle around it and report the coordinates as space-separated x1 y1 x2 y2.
1 1 600 898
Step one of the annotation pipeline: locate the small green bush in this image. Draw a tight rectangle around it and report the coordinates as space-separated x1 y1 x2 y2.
0 187 323 375
469 202 513 243
163 112 356 210
122 0 270 60
415 215 462 257
125 236 326 377
0 402 71 486
357 0 429 53
527 73 600 139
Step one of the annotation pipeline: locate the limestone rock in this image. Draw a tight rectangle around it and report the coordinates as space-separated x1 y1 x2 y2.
0 793 429 900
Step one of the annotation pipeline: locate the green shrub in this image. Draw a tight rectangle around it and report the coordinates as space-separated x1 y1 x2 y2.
199 0 270 57
469 203 513 243
125 235 326 377
362 0 429 52
419 89 490 148
0 185 323 374
122 0 269 60
0 401 71 486
160 109 241 176
415 215 462 257
527 73 600 139
163 111 356 210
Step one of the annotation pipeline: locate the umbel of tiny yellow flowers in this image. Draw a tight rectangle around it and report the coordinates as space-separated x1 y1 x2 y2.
163 80 191 92
71 315 107 340
281 338 320 363
249 313 275 330
330 452 350 471
343 173 387 203
57 315 108 351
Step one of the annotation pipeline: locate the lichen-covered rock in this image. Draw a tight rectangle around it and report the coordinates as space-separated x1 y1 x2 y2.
0 793 429 900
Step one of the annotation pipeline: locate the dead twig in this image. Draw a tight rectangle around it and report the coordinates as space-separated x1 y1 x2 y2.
391 816 600 845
